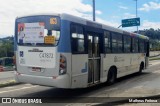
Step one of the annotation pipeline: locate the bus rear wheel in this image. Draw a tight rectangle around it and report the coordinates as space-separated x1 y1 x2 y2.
107 67 117 85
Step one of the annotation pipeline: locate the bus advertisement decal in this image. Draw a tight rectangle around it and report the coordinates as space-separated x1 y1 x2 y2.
18 22 45 44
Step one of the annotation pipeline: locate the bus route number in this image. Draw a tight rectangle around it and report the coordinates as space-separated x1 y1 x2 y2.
50 18 57 25
39 53 54 58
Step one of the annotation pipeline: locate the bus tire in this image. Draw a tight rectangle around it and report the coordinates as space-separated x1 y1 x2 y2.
107 67 117 85
139 62 144 74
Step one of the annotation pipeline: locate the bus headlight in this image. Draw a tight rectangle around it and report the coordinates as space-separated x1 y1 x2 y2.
59 54 67 75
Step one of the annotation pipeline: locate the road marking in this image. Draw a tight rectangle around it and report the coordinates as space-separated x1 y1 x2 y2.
153 70 160 73
133 85 143 89
24 84 33 86
0 86 37 94
124 90 129 92
105 87 118 92
5 86 15 89
125 85 143 92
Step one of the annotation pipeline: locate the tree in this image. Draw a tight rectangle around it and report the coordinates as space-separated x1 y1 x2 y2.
0 36 14 58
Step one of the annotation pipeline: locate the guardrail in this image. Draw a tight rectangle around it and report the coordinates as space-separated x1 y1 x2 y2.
0 66 14 72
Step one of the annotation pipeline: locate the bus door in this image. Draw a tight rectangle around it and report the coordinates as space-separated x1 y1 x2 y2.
88 33 101 84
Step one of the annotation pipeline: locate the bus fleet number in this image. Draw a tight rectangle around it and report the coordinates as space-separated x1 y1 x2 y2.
39 53 54 58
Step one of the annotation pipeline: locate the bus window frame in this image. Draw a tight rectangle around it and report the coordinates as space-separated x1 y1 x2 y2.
111 32 123 53
104 30 111 53
123 34 131 53
70 23 87 54
131 37 139 53
139 39 145 53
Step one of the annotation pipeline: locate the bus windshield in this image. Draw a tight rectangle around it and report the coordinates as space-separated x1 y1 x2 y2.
16 17 60 46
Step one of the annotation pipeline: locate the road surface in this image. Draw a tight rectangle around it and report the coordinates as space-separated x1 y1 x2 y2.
0 60 160 106
0 71 14 83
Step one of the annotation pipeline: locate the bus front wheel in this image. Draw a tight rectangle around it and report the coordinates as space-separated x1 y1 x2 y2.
107 67 117 85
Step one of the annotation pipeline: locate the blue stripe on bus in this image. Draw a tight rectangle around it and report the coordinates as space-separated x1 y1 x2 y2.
58 20 71 53
14 20 18 51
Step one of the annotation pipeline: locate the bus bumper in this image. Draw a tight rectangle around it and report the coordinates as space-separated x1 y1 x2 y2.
14 72 70 88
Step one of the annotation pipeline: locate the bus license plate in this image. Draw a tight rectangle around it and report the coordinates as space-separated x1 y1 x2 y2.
32 67 41 72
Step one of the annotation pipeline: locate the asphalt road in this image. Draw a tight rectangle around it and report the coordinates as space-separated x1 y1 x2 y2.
0 60 160 106
0 71 14 83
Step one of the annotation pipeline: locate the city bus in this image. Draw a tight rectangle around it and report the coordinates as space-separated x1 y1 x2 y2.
14 13 149 88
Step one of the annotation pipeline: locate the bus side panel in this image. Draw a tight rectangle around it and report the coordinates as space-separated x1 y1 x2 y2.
103 54 125 79
130 53 140 73
58 20 72 88
58 20 71 53
100 54 106 82
71 55 88 88
103 53 141 79
145 57 149 69
138 53 145 69
59 53 72 88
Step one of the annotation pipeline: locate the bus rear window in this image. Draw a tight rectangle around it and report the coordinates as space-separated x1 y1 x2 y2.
17 22 60 46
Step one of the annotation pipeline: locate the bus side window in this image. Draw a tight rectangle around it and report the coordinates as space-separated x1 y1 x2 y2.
139 39 145 53
123 35 131 53
112 33 122 53
117 34 123 53
111 33 117 53
132 38 138 53
71 24 85 53
104 31 111 53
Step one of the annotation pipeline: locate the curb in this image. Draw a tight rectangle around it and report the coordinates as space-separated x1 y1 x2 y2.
149 57 160 61
0 80 21 88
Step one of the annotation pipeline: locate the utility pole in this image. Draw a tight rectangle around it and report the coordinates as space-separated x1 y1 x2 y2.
135 0 138 33
93 0 95 21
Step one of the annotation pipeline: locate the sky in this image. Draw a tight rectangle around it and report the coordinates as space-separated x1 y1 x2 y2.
0 0 160 38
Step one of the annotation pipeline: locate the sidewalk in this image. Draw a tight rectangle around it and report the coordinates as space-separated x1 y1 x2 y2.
0 71 17 87
150 51 160 57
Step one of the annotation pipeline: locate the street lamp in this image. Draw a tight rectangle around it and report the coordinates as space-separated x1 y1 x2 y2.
93 0 95 21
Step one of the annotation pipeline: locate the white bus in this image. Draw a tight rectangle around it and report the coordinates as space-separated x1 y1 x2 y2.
14 13 149 88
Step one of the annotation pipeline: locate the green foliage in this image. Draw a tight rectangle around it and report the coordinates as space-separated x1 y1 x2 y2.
0 36 14 58
138 28 160 51
138 28 160 40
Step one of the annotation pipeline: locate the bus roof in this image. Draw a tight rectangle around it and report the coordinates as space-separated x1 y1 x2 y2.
16 13 60 19
16 13 149 40
60 13 149 40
